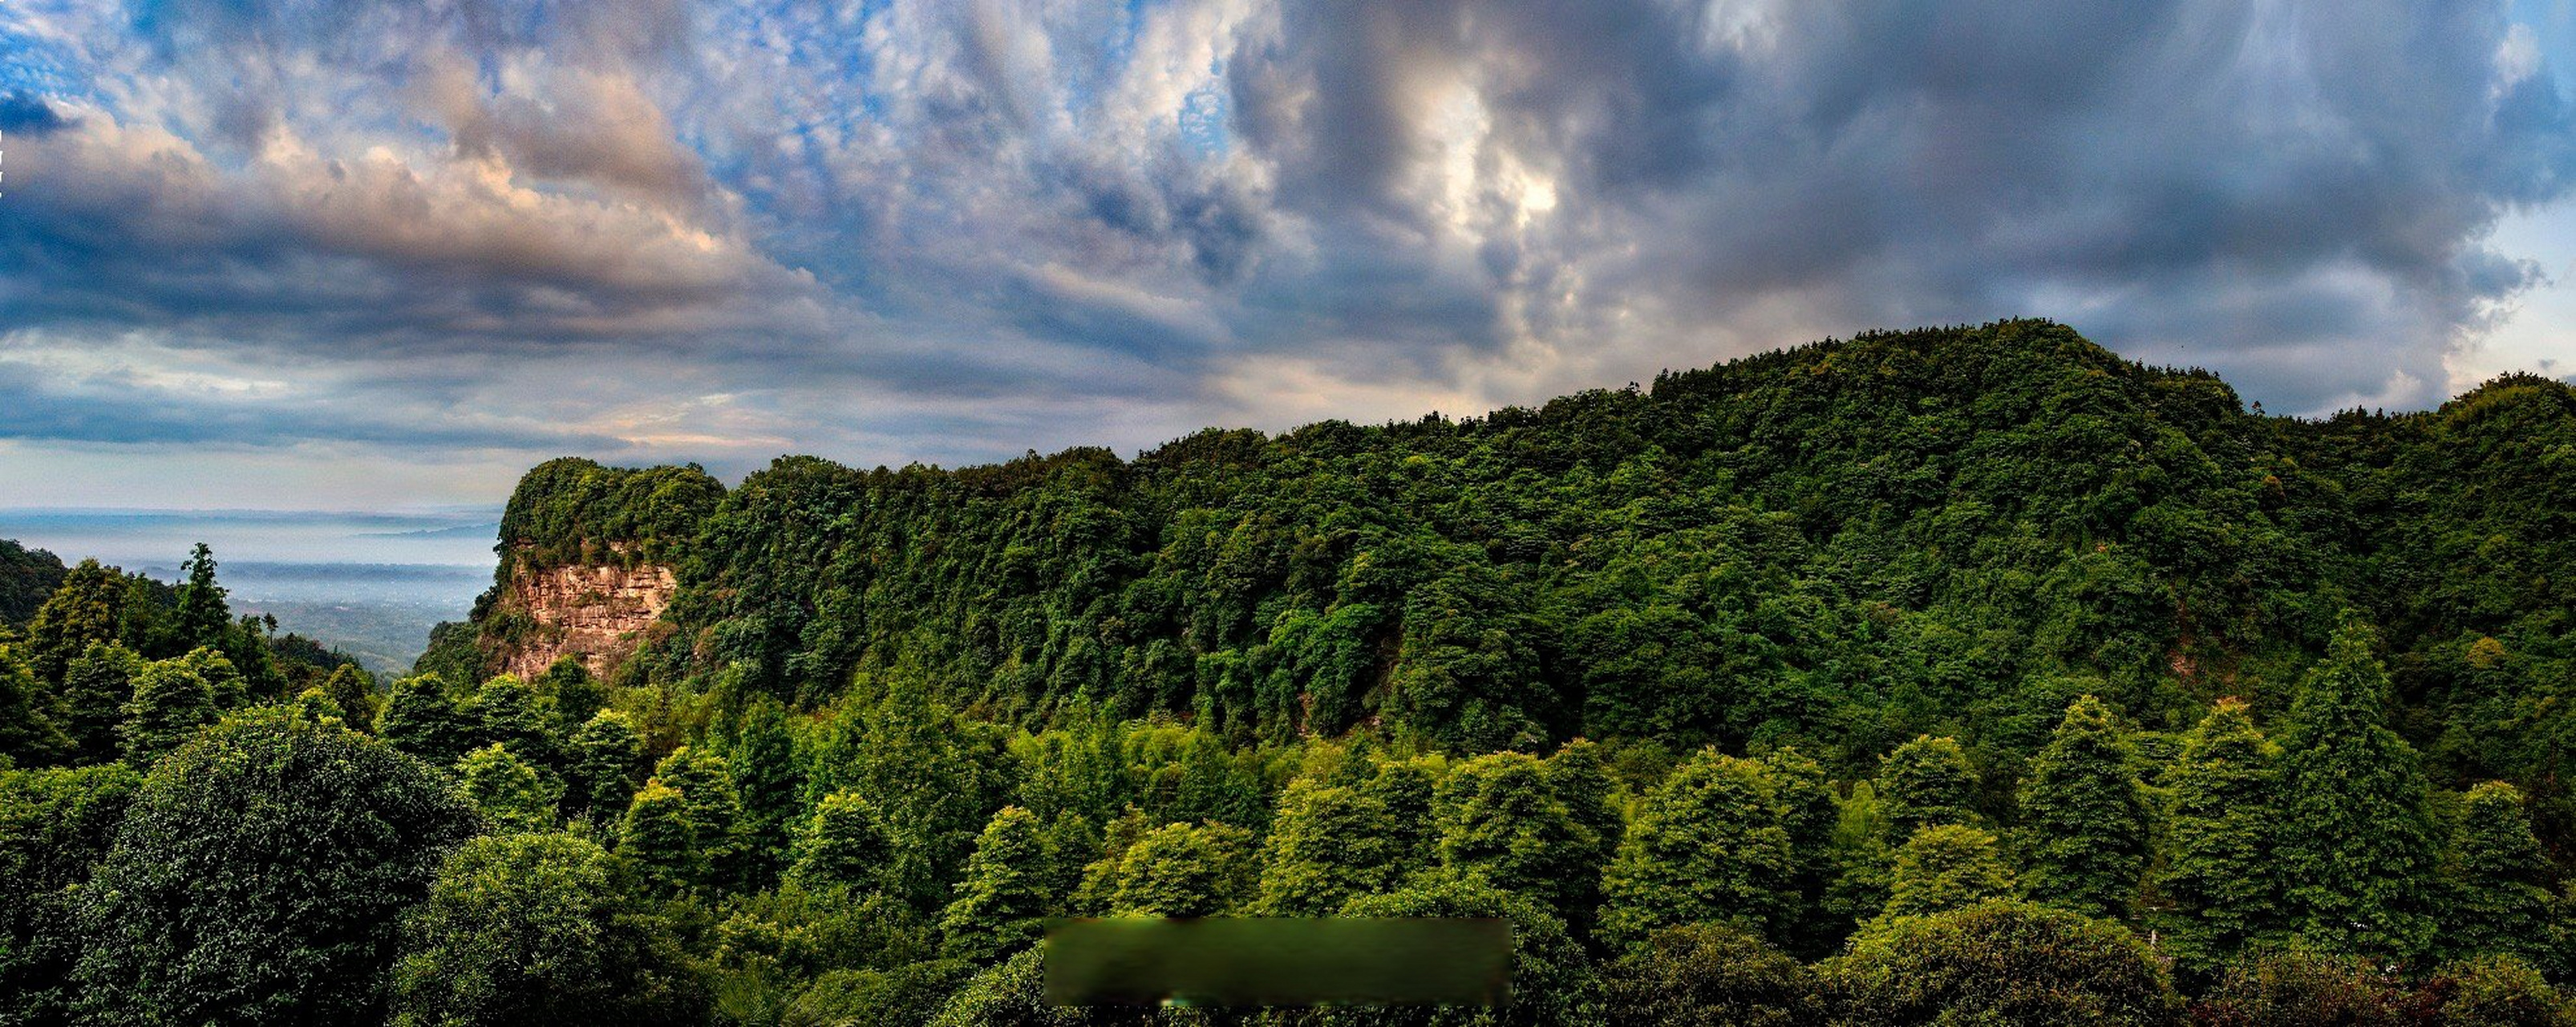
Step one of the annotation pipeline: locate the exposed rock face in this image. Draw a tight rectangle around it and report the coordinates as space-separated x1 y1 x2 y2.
496 559 678 681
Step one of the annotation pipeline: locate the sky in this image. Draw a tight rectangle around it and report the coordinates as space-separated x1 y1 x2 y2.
2 0 2574 510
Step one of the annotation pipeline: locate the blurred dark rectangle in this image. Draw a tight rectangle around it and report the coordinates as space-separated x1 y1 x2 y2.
1044 917 1511 1007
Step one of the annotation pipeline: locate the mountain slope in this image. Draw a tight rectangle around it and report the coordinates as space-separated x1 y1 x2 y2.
427 319 2574 818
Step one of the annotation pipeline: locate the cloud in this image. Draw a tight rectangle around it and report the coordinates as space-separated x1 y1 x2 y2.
0 0 2573 507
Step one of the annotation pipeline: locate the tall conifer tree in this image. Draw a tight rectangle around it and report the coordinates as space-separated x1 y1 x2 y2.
1601 749 1796 946
2015 695 2149 919
790 790 892 890
565 710 646 820
1434 752 1595 913
728 697 804 887
653 746 746 890
171 544 229 653
59 642 142 764
2441 781 2556 967
938 806 1051 964
2158 698 2281 968
619 781 699 895
2273 623 2436 958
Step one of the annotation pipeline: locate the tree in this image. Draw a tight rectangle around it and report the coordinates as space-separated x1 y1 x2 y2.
24 559 125 685
1762 745 1845 956
790 790 892 891
1256 779 1404 914
653 745 746 890
1821 900 2182 1026
0 644 68 765
1599 748 1795 945
1874 735 1983 839
2192 946 2419 1026
294 685 347 725
73 708 480 1025
320 664 380 732
2432 955 2575 1027
456 743 561 832
172 542 230 652
2442 781 2558 968
391 832 708 1026
1433 752 1594 912
788 960 977 1027
730 696 804 887
1363 755 1440 869
2272 623 2437 958
119 657 213 765
58 641 141 765
1603 921 1817 1027
538 655 606 734
181 644 247 710
378 674 474 767
2158 697 2282 968
1881 823 2015 922
472 674 559 770
1335 871 1598 1027
0 763 143 1025
618 781 699 896
938 806 1052 964
2015 694 2149 919
1104 821 1258 917
820 678 1015 909
1544 737 1624 927
565 710 647 821
1821 780 1897 940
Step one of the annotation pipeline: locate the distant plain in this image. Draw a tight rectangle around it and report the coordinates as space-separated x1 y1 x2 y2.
0 508 499 672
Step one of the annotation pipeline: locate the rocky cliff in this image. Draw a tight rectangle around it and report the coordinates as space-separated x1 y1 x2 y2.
491 553 678 680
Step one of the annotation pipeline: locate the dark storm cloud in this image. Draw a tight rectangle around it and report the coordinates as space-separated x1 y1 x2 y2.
0 0 2570 480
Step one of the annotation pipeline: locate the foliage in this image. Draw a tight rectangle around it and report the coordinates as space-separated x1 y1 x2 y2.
1823 900 2183 1026
56 641 141 764
728 696 805 888
0 762 141 1025
1880 823 2016 923
788 790 891 891
1102 820 1258 917
73 708 480 1025
391 832 709 1026
1432 751 1597 913
1602 920 1818 1027
2157 698 2282 973
1874 736 1983 840
2188 946 2422 1027
2443 781 2560 971
118 657 213 765
1255 777 1404 915
455 742 561 831
565 709 648 821
2015 694 2151 919
937 806 1052 964
1598 747 1794 945
0 538 64 626
379 673 476 767
2272 623 2438 959
620 780 700 896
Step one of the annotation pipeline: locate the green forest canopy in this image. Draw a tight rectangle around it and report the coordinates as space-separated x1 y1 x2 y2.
6 319 2574 1025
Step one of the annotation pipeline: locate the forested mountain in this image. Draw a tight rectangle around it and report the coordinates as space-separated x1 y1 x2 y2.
0 540 65 626
6 320 2573 1025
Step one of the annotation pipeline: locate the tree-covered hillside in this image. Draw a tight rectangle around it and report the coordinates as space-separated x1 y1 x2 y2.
7 320 2572 1025
444 320 2572 838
